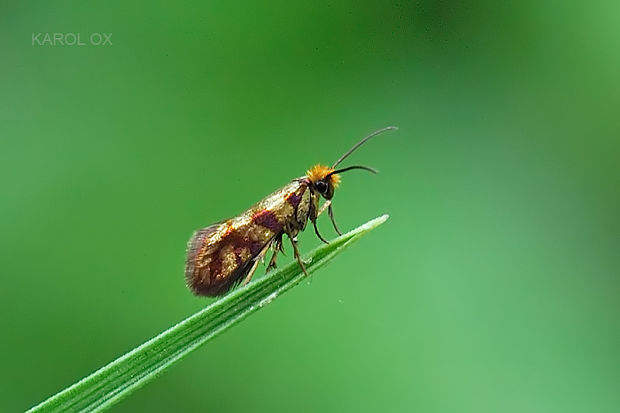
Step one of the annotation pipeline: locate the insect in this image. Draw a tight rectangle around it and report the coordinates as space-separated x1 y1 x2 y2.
185 126 397 296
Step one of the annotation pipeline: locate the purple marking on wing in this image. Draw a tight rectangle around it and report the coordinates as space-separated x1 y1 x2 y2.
286 192 302 208
252 210 282 232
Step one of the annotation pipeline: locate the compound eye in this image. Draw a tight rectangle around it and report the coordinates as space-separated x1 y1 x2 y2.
315 180 328 194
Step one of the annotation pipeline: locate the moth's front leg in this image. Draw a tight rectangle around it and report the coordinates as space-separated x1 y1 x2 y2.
310 192 330 244
316 199 331 217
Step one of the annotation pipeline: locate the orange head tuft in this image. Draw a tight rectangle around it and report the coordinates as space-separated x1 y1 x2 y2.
306 164 340 188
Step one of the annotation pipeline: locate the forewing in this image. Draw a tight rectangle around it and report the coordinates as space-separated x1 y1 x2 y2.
185 180 307 296
184 216 277 296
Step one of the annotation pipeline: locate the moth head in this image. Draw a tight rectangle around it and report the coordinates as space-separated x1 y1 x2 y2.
306 164 340 200
305 126 398 201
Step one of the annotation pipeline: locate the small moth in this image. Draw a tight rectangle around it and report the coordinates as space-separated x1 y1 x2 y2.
185 126 397 296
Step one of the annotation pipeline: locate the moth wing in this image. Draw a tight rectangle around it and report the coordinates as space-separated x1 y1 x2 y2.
184 219 276 296
185 221 226 293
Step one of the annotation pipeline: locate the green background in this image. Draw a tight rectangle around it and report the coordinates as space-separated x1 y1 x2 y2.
1 2 619 412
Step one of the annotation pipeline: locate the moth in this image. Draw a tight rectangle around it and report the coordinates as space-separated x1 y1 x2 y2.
185 126 397 296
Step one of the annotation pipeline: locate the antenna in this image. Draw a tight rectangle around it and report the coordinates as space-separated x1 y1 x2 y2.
331 126 398 168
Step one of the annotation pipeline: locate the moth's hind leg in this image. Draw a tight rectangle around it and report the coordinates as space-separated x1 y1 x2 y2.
241 240 272 286
241 259 261 286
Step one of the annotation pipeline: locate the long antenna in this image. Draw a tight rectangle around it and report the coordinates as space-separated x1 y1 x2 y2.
327 165 378 177
331 126 398 168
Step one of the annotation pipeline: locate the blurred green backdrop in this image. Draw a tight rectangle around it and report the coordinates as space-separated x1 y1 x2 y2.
1 1 619 412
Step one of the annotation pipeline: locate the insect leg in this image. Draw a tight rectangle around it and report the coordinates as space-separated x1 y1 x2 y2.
309 192 330 244
242 259 261 286
241 240 272 286
285 225 308 276
266 249 279 272
313 218 329 244
266 234 283 272
316 199 331 217
328 204 342 235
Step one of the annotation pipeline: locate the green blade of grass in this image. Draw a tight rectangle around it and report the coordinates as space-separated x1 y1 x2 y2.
27 214 389 413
